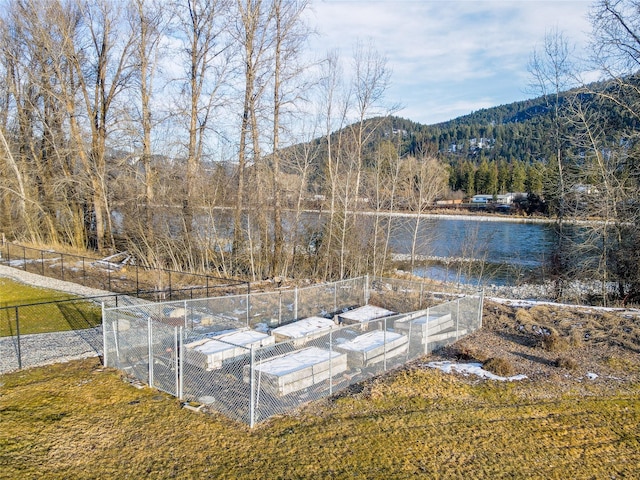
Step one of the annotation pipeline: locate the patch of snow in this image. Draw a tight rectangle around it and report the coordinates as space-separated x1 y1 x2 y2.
586 372 598 380
424 361 527 381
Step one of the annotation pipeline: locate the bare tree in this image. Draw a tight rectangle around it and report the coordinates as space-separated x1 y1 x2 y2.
529 27 575 218
172 0 232 244
229 0 273 277
579 0 640 303
368 138 402 277
528 28 577 299
268 0 310 277
400 151 448 272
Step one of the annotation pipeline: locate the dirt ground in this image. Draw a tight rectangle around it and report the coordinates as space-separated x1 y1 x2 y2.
428 299 640 393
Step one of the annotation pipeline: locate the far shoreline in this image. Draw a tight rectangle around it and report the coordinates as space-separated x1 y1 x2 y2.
211 205 608 226
356 210 554 224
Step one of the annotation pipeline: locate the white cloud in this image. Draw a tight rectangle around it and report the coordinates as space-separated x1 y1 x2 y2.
306 0 594 124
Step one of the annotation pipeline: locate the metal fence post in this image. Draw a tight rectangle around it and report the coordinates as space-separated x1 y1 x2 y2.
174 326 179 397
329 329 333 397
148 316 153 388
61 253 65 280
246 291 251 327
406 315 412 362
425 307 430 355
364 274 370 304
41 251 45 276
101 302 107 367
294 287 298 319
249 346 255 428
113 318 120 364
183 300 188 329
15 306 22 370
478 290 484 329
22 246 26 271
419 282 424 310
456 299 460 341
383 318 387 372
179 326 184 400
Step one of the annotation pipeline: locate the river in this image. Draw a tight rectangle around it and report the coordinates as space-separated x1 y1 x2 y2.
384 215 559 286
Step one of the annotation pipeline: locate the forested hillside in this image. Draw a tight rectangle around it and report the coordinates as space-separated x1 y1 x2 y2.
336 81 638 201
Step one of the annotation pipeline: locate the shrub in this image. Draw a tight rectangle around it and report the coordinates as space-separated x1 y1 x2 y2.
555 356 578 370
483 357 516 377
539 331 568 352
446 344 488 363
569 329 582 347
515 308 533 325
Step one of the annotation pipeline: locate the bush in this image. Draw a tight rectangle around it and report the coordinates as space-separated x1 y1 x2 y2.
539 331 568 352
555 356 578 370
483 357 516 377
569 329 582 347
446 344 488 363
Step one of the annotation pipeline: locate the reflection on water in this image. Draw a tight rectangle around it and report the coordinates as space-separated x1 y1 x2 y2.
387 217 556 267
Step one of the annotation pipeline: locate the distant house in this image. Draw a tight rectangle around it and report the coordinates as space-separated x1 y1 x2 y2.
471 193 517 204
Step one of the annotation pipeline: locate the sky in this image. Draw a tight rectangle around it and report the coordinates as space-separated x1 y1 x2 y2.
305 0 596 125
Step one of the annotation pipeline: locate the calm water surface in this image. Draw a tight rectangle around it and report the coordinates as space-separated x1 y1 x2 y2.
385 216 558 286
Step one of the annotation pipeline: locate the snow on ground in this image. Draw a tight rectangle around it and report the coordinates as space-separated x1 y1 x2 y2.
424 361 528 381
486 294 640 317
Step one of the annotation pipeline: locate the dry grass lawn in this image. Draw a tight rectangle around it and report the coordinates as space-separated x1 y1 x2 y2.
1 357 639 479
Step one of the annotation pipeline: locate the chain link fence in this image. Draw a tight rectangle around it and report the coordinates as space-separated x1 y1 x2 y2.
103 276 483 426
0 293 127 373
0 288 221 373
0 241 249 300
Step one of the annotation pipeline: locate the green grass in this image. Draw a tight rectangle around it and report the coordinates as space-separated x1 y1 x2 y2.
1 359 639 479
0 278 102 337
0 278 73 306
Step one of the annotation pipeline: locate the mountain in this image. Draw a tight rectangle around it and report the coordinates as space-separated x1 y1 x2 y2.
283 77 638 198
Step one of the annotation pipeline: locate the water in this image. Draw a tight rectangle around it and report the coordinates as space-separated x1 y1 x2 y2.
385 216 558 286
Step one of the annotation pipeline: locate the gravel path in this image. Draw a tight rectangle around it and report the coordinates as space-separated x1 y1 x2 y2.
0 264 113 297
0 327 103 373
0 265 147 374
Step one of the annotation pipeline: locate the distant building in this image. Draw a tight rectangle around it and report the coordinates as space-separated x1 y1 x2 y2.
435 199 463 206
471 193 517 204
